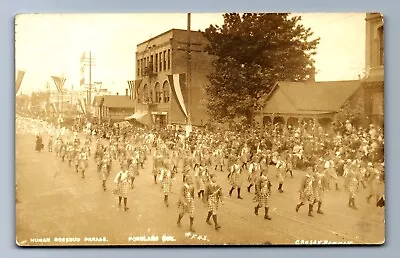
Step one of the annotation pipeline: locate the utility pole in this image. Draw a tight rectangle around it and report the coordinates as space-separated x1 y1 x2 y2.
88 51 92 122
187 13 192 126
81 51 95 121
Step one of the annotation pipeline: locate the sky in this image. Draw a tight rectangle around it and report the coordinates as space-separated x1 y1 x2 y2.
15 13 366 95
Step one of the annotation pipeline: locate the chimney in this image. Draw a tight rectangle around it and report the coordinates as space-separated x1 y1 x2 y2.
125 88 128 96
309 67 316 82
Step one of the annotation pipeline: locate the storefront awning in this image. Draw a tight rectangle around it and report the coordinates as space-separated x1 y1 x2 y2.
125 111 151 126
125 112 146 120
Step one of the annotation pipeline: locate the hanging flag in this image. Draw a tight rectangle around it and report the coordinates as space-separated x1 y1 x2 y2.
15 70 25 94
135 79 142 101
167 74 187 117
127 80 135 100
51 76 67 94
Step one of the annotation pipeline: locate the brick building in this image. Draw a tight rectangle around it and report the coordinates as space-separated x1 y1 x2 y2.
126 29 214 129
363 13 384 125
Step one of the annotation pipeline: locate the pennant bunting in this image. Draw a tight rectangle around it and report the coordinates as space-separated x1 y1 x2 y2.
167 73 187 117
15 70 25 94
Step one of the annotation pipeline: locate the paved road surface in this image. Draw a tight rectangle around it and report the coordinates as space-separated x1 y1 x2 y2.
16 132 385 246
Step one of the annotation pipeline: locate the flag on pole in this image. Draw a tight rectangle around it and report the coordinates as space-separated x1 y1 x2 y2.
51 76 67 93
15 70 25 94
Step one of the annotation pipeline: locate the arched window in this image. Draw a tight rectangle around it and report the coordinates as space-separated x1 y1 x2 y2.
162 81 170 103
154 82 161 103
143 84 149 103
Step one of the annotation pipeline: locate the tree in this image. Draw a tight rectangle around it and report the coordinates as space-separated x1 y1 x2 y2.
204 13 320 123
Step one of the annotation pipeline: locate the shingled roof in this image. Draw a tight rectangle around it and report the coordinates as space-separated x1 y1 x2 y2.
261 80 362 114
93 95 134 109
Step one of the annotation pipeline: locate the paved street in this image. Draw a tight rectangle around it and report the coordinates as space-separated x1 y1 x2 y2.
16 132 385 246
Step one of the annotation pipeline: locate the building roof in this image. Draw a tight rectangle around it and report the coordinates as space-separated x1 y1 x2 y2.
94 95 134 108
261 80 362 115
137 29 204 47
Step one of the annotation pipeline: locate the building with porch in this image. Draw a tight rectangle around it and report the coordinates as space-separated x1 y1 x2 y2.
126 29 214 129
93 94 135 123
254 80 364 129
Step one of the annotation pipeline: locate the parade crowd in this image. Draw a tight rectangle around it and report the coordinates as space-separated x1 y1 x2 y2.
17 114 385 233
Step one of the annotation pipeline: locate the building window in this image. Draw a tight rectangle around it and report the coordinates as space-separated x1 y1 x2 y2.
137 60 140 77
159 52 162 72
155 53 158 72
167 49 170 69
378 26 384 66
143 84 149 103
163 81 170 103
163 51 166 71
141 59 144 76
155 82 161 103
150 55 154 73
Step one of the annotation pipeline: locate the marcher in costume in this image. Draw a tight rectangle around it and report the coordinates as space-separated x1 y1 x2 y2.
114 161 131 211
77 147 89 178
48 136 53 152
344 162 361 210
100 161 110 191
59 140 67 162
295 167 315 217
95 144 104 173
276 156 286 193
254 170 272 220
366 162 383 204
177 176 196 232
182 150 192 183
153 150 163 184
247 155 260 193
195 165 209 199
204 173 223 230
313 166 327 215
35 134 44 152
160 166 173 207
228 159 244 199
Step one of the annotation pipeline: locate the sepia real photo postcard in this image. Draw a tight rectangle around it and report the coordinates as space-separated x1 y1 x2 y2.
15 12 385 246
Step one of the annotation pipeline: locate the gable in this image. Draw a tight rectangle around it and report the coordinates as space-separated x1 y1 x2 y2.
261 86 299 114
279 80 361 112
102 95 134 108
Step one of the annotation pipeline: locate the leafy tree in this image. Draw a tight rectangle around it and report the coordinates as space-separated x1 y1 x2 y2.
204 13 320 123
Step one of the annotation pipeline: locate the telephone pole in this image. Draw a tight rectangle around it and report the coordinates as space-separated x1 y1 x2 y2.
88 51 92 121
80 51 96 121
186 13 192 125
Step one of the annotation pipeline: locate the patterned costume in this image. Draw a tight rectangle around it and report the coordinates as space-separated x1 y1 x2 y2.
229 163 244 199
254 175 272 208
204 180 223 230
204 183 223 215
345 164 361 209
177 182 196 232
114 169 131 211
296 173 315 216
254 174 272 220
114 170 130 198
